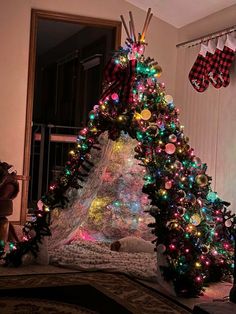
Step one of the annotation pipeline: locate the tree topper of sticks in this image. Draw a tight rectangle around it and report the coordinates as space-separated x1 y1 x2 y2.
120 8 153 44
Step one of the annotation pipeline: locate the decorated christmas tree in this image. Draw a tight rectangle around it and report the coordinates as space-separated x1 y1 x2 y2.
4 9 236 297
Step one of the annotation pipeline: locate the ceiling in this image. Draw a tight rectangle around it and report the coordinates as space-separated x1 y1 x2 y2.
126 0 236 28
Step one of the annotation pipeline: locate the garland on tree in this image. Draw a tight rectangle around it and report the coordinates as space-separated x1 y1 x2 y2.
3 9 236 297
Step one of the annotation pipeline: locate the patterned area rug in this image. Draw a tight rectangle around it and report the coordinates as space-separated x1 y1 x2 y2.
0 297 97 314
0 271 191 314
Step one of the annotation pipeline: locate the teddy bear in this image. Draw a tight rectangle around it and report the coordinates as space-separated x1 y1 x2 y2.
0 161 19 250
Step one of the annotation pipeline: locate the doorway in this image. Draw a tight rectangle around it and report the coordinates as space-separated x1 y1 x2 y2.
21 9 121 222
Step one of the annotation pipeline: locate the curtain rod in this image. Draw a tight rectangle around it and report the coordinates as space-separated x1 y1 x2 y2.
176 24 236 48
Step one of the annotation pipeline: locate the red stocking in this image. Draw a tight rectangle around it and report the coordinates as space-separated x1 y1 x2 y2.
189 44 208 92
206 37 225 88
217 34 236 87
189 42 215 92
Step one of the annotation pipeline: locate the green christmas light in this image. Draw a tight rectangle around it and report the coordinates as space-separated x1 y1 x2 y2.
144 174 155 184
9 243 15 250
184 214 190 221
65 169 71 175
81 143 88 150
113 200 121 207
170 122 176 130
136 131 143 140
89 112 95 120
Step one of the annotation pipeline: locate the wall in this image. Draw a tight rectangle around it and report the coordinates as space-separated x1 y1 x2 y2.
0 0 178 221
175 5 236 213
177 5 236 44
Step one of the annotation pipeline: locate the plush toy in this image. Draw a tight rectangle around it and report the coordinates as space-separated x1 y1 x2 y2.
110 236 155 253
0 162 19 200
0 161 20 247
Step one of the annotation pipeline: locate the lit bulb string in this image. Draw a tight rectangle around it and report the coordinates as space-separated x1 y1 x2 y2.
87 191 148 234
3 9 236 298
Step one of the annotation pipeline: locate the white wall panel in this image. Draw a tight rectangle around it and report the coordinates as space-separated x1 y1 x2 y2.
175 45 236 213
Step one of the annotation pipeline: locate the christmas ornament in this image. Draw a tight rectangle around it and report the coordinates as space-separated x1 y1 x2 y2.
158 189 167 196
165 143 176 154
111 93 119 101
21 253 34 265
195 174 208 187
152 64 162 77
177 206 186 215
186 193 196 205
193 156 202 167
173 160 182 169
207 191 218 202
177 190 186 198
169 134 177 143
141 109 152 120
190 214 201 226
165 180 172 189
164 95 173 104
157 244 166 253
201 245 209 254
225 219 232 228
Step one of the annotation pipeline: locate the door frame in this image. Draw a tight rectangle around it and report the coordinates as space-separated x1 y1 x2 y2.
21 8 121 224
